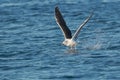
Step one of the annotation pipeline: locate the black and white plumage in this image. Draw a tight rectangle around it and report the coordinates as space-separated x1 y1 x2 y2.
55 6 93 48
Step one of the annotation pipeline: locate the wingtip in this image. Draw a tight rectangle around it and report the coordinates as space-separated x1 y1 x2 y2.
55 6 61 17
55 6 58 9
55 6 59 12
90 10 94 17
87 11 93 20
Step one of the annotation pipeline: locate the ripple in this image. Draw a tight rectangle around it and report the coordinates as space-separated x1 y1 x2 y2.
0 65 31 71
107 45 120 50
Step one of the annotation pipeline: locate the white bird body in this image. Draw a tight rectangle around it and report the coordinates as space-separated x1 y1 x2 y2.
62 39 76 48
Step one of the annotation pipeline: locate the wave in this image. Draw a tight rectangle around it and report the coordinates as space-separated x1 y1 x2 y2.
102 0 120 2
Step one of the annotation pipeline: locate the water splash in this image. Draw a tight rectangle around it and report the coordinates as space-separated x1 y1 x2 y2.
77 28 111 50
86 41 102 50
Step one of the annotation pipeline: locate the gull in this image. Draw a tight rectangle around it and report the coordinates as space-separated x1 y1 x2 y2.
55 6 93 48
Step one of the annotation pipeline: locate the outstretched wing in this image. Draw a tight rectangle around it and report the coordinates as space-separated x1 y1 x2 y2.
55 6 72 39
72 12 93 40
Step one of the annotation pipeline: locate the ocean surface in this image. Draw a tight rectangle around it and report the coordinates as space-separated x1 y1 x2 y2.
0 0 120 80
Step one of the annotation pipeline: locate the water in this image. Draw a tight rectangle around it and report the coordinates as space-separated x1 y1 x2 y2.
0 0 120 80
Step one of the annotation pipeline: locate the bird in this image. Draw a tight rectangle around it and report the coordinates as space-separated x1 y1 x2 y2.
54 6 93 49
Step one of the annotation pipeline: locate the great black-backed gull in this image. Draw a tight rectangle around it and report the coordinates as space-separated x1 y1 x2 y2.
55 6 93 48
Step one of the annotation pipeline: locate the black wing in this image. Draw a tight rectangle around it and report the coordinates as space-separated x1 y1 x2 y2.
72 12 93 40
55 6 72 39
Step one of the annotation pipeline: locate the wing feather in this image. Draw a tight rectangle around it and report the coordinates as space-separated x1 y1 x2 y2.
72 12 93 40
55 7 72 39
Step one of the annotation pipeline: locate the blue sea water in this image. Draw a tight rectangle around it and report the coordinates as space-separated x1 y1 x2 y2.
0 0 120 80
